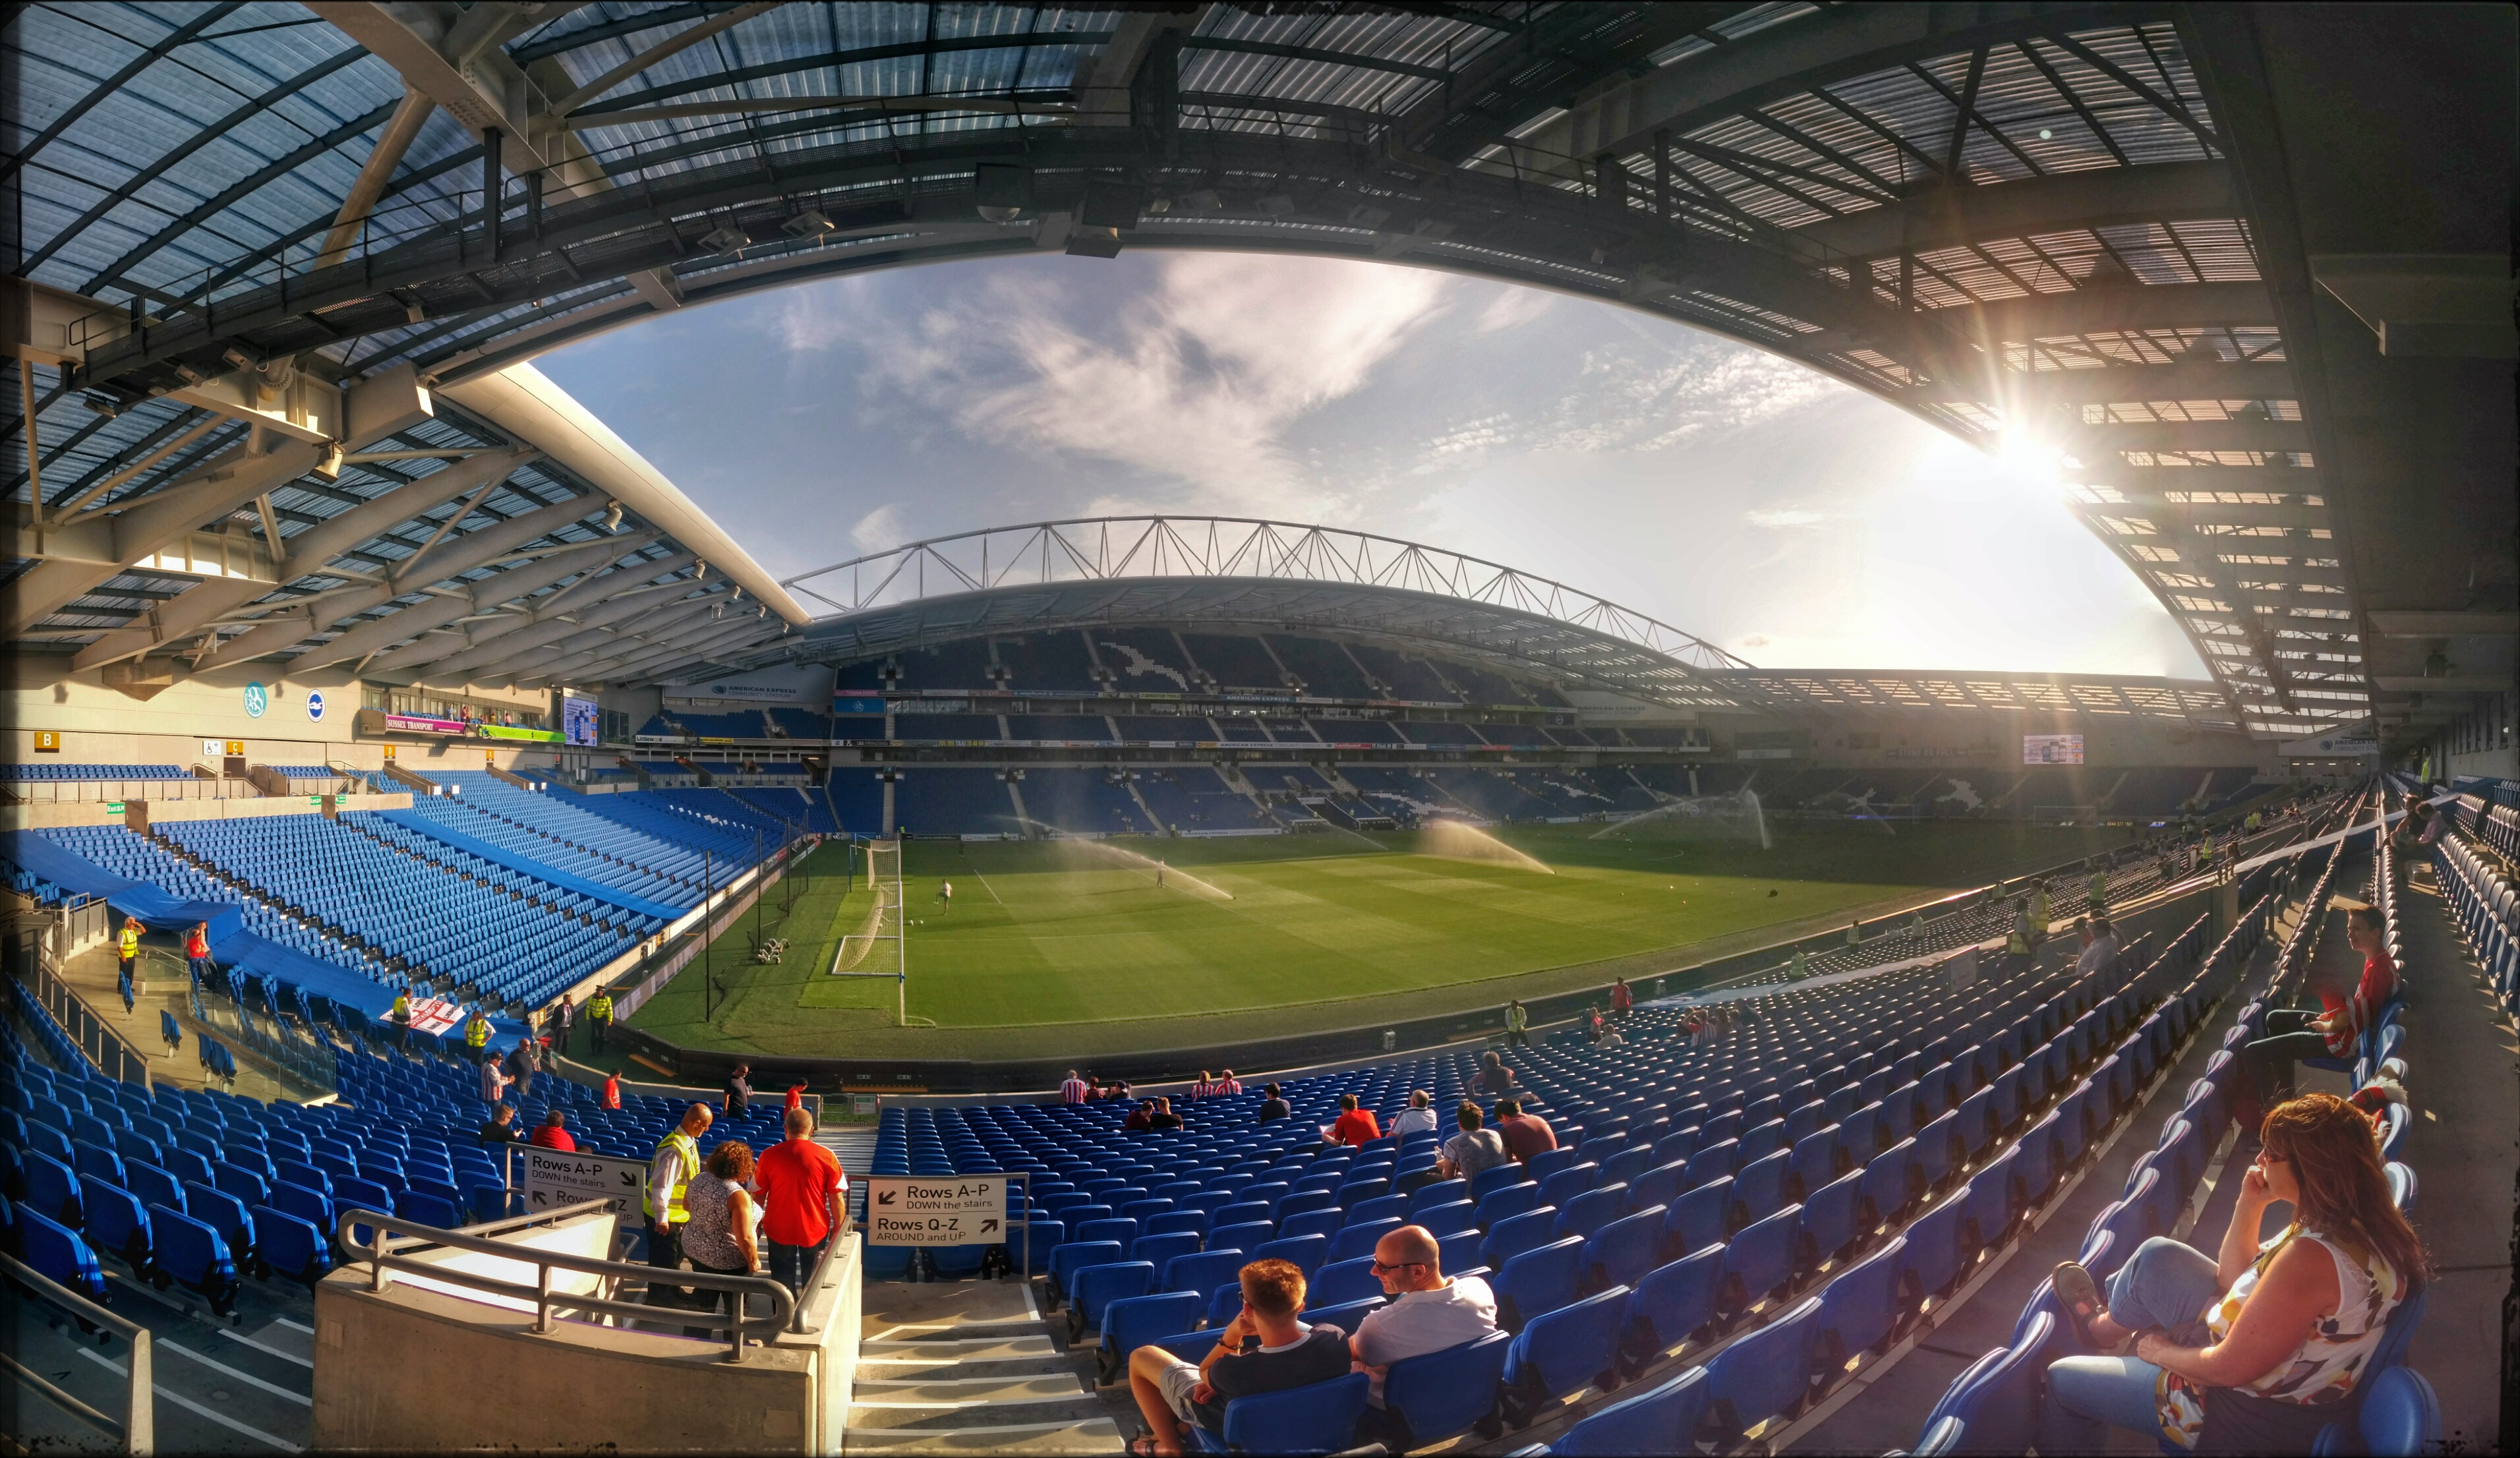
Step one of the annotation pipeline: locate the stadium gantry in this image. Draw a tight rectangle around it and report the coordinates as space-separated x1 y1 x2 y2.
9 2 2510 749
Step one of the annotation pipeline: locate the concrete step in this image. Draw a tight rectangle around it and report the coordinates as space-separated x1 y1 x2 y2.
860 1334 1072 1381
842 1416 1127 1454
849 1372 1094 1417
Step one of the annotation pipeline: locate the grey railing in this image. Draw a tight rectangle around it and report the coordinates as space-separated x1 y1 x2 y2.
0 1249 154 1453
336 1201 796 1362
24 937 152 1086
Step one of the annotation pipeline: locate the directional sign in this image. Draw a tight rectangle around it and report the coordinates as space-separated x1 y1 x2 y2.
864 1176 1007 1247
519 1147 649 1221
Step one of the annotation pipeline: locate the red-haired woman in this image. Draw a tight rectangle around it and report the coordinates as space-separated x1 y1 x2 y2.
2047 1093 2426 1453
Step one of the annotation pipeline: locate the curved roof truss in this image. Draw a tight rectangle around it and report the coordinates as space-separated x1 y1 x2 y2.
13 1 2499 733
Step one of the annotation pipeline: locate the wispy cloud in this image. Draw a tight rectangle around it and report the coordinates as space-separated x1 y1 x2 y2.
850 502 904 554
858 254 1453 516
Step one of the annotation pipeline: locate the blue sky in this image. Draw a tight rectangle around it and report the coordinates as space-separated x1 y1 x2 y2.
538 249 2206 678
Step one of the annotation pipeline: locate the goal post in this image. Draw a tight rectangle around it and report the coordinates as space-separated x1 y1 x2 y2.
827 839 923 1026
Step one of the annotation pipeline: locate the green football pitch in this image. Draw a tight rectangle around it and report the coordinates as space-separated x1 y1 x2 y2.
625 819 2133 1063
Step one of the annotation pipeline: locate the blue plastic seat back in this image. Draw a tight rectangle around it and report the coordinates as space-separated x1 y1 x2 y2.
1555 1187 1627 1243
1704 1295 1821 1438
1800 1169 1867 1262
1913 1112 1961 1188
72 1138 125 1187
19 1208 107 1300
273 1179 334 1232
1737 1119 1786 1164
1525 1146 1581 1183
1475 1181 1542 1228
1622 1244 1722 1358
1409 1178 1467 1215
1538 1163 1600 1209
1502 1283 1629 1403
1732 1151 1790 1227
1681 1138 1739 1190
1101 1290 1202 1356
1662 1177 1729 1259
1075 1260 1157 1325
1919 1312 2051 1454
1721 1203 1802 1307
1598 1146 1651 1190
1276 1208 1341 1242
1050 1239 1126 1289
1214 1369 1368 1456
1147 1209 1209 1239
1250 1231 1327 1277
250 1204 332 1285
1902 1194 1972 1298
1628 1161 1688 1215
213 1161 270 1210
1208 1221 1274 1255
1417 1199 1477 1239
1496 1236 1585 1331
1817 1235 1908 1368
1484 1205 1562 1270
1345 1192 1411 1229
1076 1216 1138 1249
1382 1329 1512 1447
1583 1208 1663 1292
396 1189 462 1228
127 1161 187 1217
1438 1228 1486 1277
1304 1296 1386 1332
151 1203 235 1288
78 1175 151 1265
1309 1256 1384 1309
1469 1165 1529 1202
1552 1366 1709 1457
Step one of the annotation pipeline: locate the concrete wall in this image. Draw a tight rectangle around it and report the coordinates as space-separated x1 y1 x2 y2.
312 1223 863 1454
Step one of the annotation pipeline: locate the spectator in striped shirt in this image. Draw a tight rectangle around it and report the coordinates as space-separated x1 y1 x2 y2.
1190 1070 1218 1099
1216 1069 1241 1097
1061 1070 1090 1104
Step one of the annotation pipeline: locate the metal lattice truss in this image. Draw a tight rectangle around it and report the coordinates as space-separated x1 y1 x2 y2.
771 515 1750 710
3 2 2384 726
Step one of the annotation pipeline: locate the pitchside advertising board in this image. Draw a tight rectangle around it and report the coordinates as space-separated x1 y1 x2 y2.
864 1175 1012 1246
2023 733 2086 765
520 1147 649 1220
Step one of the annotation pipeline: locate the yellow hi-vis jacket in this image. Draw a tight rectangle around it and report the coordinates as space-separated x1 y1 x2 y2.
464 1016 490 1049
646 1130 699 1225
119 927 140 960
589 993 614 1023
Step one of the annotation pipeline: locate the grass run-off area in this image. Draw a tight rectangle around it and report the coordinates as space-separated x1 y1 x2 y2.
628 819 2134 1063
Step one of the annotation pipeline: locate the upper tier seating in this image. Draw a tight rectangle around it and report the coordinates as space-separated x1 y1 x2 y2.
994 630 1101 693
5 763 192 782
1021 770 1149 836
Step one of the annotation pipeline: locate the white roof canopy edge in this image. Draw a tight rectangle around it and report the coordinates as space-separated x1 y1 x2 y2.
435 362 810 627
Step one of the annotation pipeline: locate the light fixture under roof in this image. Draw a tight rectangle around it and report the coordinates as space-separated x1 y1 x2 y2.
782 210 835 239
699 223 750 256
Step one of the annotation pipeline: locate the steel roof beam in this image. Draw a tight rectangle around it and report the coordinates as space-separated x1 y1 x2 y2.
291 531 648 672
1790 160 2240 258
1951 281 2276 343
1909 358 2294 405
68 444 538 670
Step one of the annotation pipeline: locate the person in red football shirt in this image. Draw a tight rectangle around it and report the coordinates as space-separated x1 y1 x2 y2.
2241 904 2398 1123
753 1105 846 1298
1324 1094 1380 1148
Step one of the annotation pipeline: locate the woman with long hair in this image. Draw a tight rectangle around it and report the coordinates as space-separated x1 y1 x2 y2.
2047 1093 2426 1453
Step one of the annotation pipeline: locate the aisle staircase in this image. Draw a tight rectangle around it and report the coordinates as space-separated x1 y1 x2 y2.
848 1280 1127 1454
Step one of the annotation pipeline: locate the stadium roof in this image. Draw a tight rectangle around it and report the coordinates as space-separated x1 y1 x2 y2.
7 3 2507 740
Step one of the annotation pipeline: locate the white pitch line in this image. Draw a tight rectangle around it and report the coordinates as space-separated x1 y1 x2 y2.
79 1349 305 1453
160 1343 312 1406
220 1329 314 1370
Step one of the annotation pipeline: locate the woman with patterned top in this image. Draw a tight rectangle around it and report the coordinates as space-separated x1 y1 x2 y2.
2044 1094 2426 1453
676 1141 763 1341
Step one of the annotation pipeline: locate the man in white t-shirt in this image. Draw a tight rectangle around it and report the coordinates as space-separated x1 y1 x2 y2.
1390 1091 1438 1139
1351 1225 1498 1444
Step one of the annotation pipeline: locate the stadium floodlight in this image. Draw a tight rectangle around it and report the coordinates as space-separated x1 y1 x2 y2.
781 209 835 239
698 223 750 256
601 500 624 533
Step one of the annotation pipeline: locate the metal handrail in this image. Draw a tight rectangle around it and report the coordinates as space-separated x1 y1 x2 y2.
335 1202 795 1362
0 1249 154 1454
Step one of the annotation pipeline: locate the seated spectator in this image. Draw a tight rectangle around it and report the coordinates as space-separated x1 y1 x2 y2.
1126 1258 1353 1456
1146 1096 1185 1132
2239 905 2397 1125
479 1102 519 1144
1123 1100 1156 1132
1477 1051 1517 1096
1216 1069 1243 1097
1324 1094 1380 1148
2077 914 2122 982
1062 1069 1090 1105
1351 1225 1498 1436
1436 1101 1509 1182
1256 1083 1290 1123
2047 1094 2426 1453
1492 1098 1556 1164
530 1109 576 1150
1597 1025 1624 1049
1391 1091 1438 1139
1111 1080 1133 1102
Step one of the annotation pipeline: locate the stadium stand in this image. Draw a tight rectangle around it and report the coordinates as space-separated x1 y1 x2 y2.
4 763 195 782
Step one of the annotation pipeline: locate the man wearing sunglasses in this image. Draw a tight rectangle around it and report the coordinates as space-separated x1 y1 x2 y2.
1351 1225 1498 1445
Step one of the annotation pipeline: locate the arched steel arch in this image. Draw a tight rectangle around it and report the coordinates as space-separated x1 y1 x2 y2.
11 3 2509 736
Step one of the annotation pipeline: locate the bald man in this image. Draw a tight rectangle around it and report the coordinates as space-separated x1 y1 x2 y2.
1351 1225 1498 1438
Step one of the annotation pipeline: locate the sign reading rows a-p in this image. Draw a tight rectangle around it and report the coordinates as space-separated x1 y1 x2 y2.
520 1148 648 1221
864 1176 1007 1247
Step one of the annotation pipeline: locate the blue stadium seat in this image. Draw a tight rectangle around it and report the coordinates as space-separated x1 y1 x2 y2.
1308 1256 1384 1309
1494 1236 1585 1333
1163 1248 1245 1297
149 1204 240 1317
1548 1366 1709 1457
1717 1204 1801 1319
1069 1261 1157 1339
1815 1234 1908 1387
1582 1208 1662 1295
1659 1178 1729 1262
1475 1182 1543 1228
23 1148 81 1227
1188 1370 1368 1455
1500 1285 1629 1427
18 1208 108 1301
1330 1216 1401 1264
78 1175 153 1273
1901 1194 1972 1301
1917 1312 2051 1455
1618 1245 1722 1371
1554 1187 1627 1244
250 1205 332 1289
1046 1239 1125 1307
1417 1199 1477 1239
2313 1365 2440 1457
1863 1138 1918 1226
1699 1295 1821 1445
1250 1233 1326 1277
1380 1329 1511 1449
1096 1291 1202 1384
1484 1206 1563 1271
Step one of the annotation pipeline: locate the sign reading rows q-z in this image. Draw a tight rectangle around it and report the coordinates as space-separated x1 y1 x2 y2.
864 1177 1007 1247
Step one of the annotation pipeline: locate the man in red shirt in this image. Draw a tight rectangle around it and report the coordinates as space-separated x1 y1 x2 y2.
1490 1098 1557 1164
1324 1094 1380 1148
601 1071 622 1110
529 1109 577 1150
2240 903 2399 1124
1610 978 1633 1019
754 1105 846 1297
